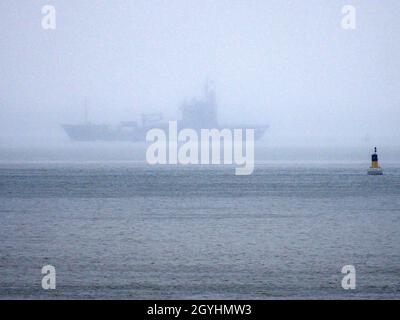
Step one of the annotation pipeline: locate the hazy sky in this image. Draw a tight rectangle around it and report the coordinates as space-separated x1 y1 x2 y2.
1 0 399 146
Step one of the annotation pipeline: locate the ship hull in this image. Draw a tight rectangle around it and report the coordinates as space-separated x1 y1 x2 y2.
62 124 146 142
62 123 268 142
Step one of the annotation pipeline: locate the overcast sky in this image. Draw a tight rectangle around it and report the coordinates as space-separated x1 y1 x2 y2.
1 0 399 146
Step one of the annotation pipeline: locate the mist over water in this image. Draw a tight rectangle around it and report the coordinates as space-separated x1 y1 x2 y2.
2 144 400 167
1 0 400 148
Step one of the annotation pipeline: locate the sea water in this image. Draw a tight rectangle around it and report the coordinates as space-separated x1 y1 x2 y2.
0 148 399 299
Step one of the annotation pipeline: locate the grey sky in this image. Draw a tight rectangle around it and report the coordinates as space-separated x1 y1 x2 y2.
1 0 399 146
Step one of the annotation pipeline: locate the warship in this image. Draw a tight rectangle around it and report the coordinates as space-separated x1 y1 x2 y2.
62 85 268 142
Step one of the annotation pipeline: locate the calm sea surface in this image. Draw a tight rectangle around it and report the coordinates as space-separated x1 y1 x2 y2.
1 161 400 299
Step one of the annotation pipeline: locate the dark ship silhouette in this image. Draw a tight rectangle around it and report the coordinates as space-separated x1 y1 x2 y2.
62 85 268 142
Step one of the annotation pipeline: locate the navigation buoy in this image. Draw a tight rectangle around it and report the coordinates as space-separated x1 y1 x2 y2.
367 147 383 175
